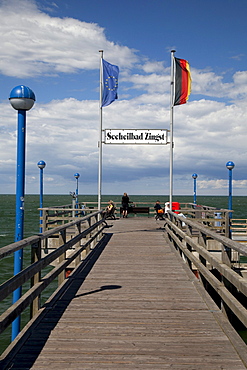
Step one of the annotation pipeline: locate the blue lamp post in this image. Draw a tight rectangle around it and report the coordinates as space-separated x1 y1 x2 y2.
226 161 235 219
9 85 35 341
37 160 46 233
74 173 80 209
192 173 198 205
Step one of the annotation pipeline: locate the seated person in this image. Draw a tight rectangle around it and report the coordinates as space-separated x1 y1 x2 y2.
154 200 165 219
102 200 115 218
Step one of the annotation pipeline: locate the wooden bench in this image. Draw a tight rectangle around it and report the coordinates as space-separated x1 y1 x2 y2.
120 206 150 216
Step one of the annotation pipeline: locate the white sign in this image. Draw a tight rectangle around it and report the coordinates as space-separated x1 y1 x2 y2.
104 129 169 145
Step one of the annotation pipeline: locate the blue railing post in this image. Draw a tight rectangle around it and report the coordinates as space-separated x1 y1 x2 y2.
226 161 235 218
74 173 80 210
9 85 35 341
12 110 26 337
37 160 46 233
226 161 235 238
192 173 198 205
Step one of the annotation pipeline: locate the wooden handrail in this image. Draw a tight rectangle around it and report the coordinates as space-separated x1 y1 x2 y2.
164 211 247 330
0 211 106 338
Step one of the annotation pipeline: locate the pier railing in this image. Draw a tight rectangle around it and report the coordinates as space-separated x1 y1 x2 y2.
176 206 230 236
231 218 247 236
0 210 107 355
41 201 230 229
164 211 247 331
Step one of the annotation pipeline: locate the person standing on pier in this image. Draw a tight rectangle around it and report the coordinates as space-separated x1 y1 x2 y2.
122 192 130 218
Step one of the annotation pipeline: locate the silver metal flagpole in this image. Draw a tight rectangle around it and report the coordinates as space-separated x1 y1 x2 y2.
169 50 176 211
98 50 103 210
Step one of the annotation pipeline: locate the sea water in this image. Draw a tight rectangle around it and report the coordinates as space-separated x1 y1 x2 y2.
1 194 247 249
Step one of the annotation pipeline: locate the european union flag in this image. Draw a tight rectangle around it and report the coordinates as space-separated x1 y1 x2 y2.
102 59 119 107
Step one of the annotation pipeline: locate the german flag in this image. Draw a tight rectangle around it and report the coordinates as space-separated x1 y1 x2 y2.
174 57 191 106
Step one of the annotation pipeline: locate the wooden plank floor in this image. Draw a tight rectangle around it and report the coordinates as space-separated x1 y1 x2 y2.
8 218 247 369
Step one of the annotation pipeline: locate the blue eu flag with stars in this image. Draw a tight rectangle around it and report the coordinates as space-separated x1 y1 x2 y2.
102 59 119 107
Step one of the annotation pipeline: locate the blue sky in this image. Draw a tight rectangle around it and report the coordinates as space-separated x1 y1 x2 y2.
1 0 247 196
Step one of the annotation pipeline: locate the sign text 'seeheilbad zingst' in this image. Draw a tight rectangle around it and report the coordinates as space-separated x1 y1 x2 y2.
104 129 169 145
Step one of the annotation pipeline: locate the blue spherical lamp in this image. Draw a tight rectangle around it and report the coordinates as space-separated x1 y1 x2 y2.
9 85 35 111
226 161 235 170
37 160 46 169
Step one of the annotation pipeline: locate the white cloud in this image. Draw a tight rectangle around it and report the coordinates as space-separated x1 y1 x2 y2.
141 60 165 74
191 69 230 97
198 179 247 190
191 68 247 101
123 73 169 94
0 0 137 78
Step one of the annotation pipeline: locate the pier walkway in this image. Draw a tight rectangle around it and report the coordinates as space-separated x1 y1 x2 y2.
7 217 247 369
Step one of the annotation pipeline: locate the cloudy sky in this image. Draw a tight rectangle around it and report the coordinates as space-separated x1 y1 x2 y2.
1 0 247 196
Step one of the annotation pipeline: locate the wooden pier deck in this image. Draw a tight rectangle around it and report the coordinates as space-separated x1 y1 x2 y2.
8 217 247 369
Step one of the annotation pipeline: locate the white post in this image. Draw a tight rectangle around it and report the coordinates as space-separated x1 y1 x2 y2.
98 50 103 211
169 50 176 211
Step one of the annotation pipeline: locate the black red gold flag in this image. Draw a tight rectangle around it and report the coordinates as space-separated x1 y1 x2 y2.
174 57 191 106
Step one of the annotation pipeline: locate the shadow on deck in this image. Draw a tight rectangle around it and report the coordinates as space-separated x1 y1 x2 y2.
1 234 112 370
